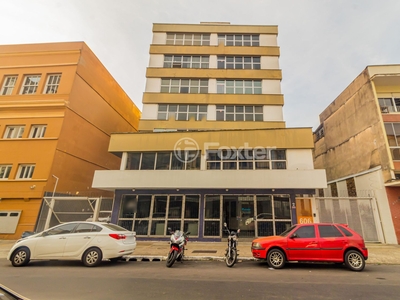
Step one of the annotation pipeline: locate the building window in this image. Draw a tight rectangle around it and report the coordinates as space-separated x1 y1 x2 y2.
206 148 286 170
166 33 210 46
216 105 263 121
384 122 400 161
164 55 209 69
378 97 400 113
256 195 292 236
157 104 207 121
29 125 47 138
330 182 338 197
126 151 201 170
318 189 324 197
20 75 41 94
217 56 260 69
346 178 357 197
204 195 221 236
3 125 25 139
203 194 291 237
0 165 12 179
314 124 324 142
218 34 260 46
161 79 208 94
17 164 35 179
44 74 61 94
118 194 200 237
216 80 262 94
1 75 18 95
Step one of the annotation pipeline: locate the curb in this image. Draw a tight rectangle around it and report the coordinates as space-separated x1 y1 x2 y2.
122 255 256 262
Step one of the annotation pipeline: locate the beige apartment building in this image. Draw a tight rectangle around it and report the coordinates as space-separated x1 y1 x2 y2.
314 65 400 244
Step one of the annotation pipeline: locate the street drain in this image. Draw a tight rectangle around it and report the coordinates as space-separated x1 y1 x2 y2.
191 250 218 253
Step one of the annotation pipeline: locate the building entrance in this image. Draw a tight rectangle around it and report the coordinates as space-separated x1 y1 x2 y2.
223 195 255 238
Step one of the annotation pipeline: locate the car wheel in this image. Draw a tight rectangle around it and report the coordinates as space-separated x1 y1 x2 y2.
11 247 30 267
344 250 365 272
82 248 102 267
267 249 286 269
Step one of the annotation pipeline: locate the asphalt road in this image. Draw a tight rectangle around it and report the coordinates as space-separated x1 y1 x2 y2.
0 259 399 300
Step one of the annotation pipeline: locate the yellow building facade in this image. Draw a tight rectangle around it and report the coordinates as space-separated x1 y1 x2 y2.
0 42 140 239
93 23 326 240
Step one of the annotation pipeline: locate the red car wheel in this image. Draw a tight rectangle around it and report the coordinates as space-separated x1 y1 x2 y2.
267 249 286 269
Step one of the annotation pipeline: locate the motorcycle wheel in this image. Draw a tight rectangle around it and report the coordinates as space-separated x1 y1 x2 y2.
166 250 178 268
177 248 184 262
225 249 237 267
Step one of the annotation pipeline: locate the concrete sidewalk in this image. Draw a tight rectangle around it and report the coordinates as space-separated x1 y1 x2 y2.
1 239 400 264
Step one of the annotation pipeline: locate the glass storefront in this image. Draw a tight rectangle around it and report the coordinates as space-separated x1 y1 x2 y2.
204 195 220 236
118 194 200 237
118 193 292 238
206 194 291 238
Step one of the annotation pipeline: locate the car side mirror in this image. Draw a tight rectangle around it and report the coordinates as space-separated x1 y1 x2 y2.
290 233 297 239
41 231 49 237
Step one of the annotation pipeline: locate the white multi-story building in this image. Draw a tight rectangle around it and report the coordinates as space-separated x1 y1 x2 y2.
93 23 326 240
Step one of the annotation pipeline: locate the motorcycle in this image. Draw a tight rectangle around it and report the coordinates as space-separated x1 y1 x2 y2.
166 228 190 268
224 222 240 267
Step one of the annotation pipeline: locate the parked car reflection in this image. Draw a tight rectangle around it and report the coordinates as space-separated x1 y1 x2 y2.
245 213 273 225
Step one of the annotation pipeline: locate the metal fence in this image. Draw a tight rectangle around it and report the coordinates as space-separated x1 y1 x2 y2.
35 196 114 232
314 197 381 242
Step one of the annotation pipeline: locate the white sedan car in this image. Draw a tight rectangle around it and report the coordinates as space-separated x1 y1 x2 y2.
8 222 136 267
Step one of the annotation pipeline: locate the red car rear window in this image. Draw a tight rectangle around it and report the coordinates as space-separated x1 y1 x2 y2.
338 225 353 237
318 225 343 238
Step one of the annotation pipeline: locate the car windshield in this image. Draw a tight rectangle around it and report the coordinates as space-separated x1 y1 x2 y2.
279 225 297 237
102 224 129 232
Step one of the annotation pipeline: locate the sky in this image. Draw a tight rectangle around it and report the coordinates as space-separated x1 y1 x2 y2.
1 0 399 129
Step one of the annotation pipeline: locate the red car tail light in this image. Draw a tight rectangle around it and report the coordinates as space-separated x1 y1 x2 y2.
109 233 126 240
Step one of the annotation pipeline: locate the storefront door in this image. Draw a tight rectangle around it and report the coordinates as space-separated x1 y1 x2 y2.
223 195 255 238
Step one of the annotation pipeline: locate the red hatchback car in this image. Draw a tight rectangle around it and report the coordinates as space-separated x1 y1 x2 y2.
251 223 368 271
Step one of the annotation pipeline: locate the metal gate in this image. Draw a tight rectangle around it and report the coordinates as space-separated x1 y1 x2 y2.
35 196 114 232
314 197 382 243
